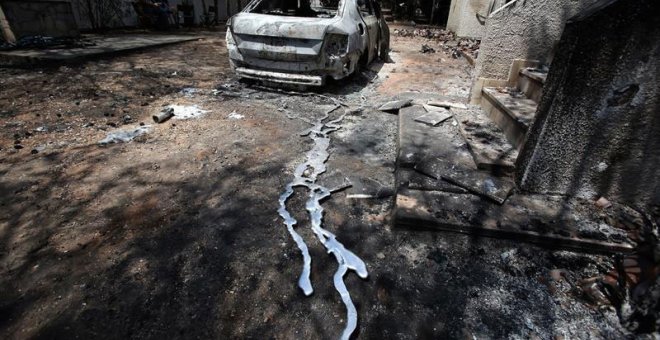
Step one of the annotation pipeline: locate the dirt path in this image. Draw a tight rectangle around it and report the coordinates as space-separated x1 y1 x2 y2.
0 29 627 339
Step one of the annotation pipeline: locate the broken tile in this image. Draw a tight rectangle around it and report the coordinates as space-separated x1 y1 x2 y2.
398 105 475 169
426 100 468 110
414 157 514 204
378 99 412 113
414 107 453 126
422 104 444 112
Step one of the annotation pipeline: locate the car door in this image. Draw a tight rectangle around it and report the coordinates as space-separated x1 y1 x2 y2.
357 0 379 63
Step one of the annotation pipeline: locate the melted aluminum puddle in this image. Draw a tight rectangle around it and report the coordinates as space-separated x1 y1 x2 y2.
278 105 367 340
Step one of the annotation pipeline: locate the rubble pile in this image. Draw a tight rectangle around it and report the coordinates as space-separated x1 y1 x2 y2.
441 38 480 60
393 27 480 60
419 44 435 54
567 204 659 335
393 27 455 42
455 38 480 59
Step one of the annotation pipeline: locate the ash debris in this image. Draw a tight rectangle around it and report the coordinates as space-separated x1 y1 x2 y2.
394 27 480 60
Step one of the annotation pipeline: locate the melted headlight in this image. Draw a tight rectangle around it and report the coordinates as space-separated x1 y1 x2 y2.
226 30 236 46
324 34 348 56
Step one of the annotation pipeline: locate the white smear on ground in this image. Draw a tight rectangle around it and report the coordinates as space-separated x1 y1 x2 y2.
277 105 367 340
228 111 244 120
179 87 199 97
168 105 208 120
99 125 151 144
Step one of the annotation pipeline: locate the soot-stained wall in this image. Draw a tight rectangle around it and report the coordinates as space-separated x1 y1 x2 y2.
516 0 660 207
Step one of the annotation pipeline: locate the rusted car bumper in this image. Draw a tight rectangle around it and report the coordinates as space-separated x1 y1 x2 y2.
227 37 358 86
225 0 389 87
234 67 325 86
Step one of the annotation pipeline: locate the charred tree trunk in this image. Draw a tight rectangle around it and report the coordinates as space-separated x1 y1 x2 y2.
0 4 16 44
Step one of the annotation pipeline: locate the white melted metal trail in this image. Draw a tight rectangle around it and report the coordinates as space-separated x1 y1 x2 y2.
277 105 368 340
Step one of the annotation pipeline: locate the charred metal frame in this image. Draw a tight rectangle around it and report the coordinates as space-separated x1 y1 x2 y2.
226 0 388 85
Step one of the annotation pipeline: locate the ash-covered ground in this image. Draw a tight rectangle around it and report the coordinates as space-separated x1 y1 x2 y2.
0 26 654 339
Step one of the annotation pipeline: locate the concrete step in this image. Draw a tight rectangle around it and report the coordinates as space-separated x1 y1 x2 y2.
452 106 518 175
517 67 547 103
481 87 538 149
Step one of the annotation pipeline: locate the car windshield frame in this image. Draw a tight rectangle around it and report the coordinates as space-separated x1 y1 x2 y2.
243 0 346 19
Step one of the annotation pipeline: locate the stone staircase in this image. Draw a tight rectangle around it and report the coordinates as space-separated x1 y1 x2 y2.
389 68 636 253
479 67 547 150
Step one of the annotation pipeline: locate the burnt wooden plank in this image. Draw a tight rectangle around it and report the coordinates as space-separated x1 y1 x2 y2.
414 156 514 204
394 189 635 253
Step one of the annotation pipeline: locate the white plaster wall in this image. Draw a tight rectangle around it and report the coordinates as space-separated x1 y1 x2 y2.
446 0 491 39
474 0 602 81
446 0 463 32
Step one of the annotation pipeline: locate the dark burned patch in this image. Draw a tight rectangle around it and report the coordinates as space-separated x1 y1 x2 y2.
426 248 448 266
607 84 639 107
0 109 17 118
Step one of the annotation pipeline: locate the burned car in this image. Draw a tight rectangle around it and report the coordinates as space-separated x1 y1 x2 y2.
226 0 389 86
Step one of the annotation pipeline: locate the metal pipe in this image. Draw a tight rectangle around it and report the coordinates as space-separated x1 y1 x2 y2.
153 107 174 123
489 0 521 18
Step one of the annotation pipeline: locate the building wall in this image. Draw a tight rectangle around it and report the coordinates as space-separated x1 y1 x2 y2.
473 0 600 81
515 0 660 207
446 0 492 38
1 0 79 38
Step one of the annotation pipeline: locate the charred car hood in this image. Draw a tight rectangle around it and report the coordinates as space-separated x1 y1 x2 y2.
231 13 341 40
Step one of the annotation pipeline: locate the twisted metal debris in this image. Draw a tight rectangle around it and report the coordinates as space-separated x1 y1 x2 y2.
277 105 368 340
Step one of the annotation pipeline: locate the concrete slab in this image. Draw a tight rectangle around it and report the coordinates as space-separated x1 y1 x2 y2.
426 100 468 110
378 99 412 113
0 35 202 62
397 104 475 169
397 168 469 193
345 177 394 199
394 188 636 253
452 106 518 175
414 106 453 126
414 156 514 204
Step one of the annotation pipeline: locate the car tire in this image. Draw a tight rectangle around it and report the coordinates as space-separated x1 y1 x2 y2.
357 49 369 72
379 38 389 61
